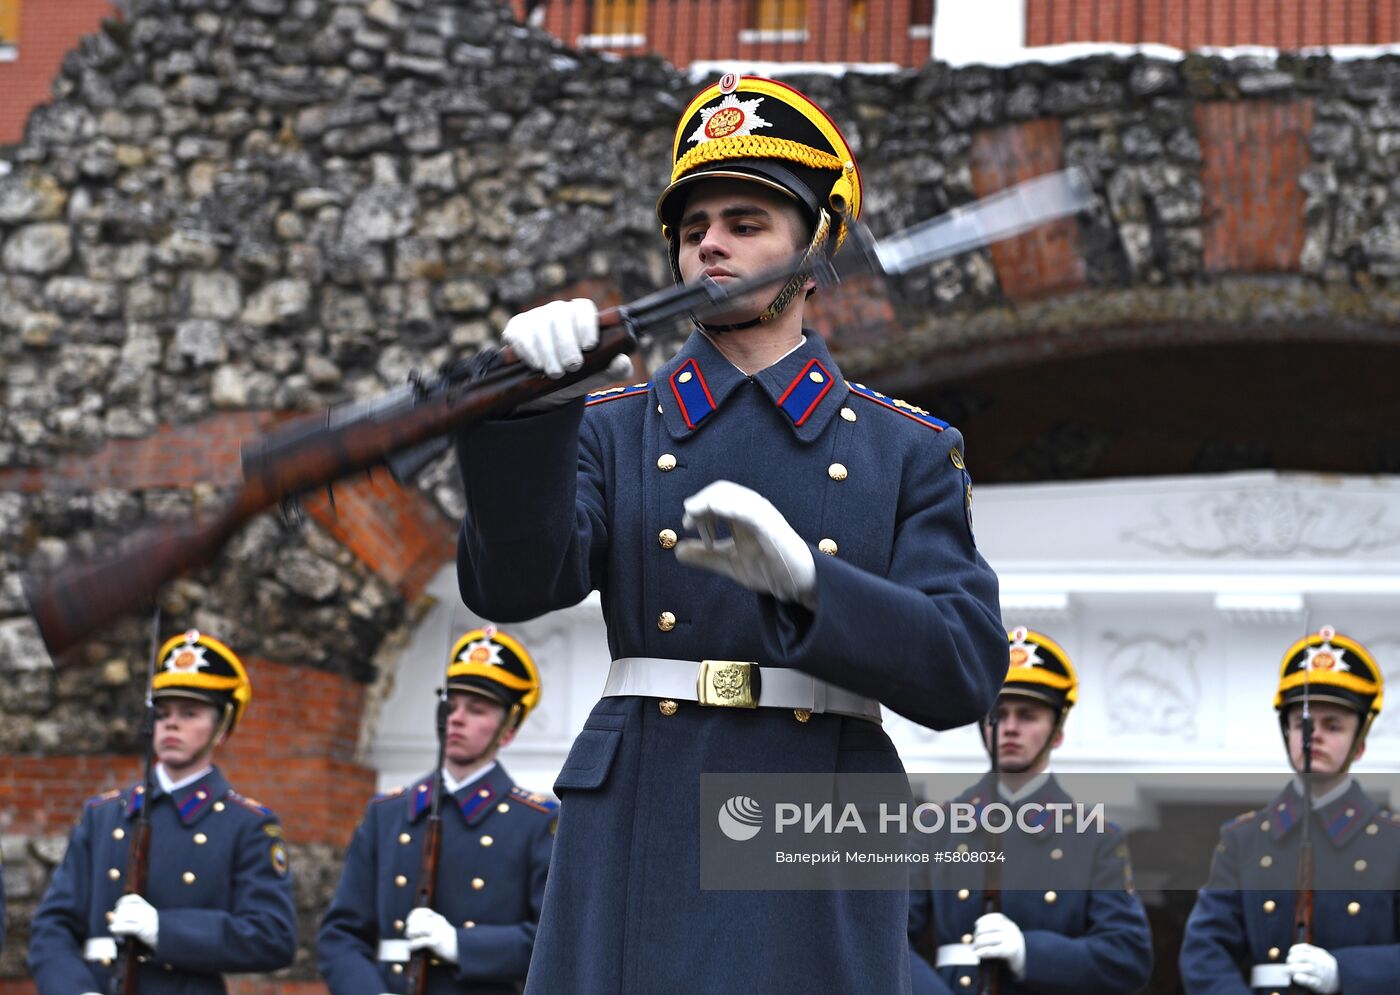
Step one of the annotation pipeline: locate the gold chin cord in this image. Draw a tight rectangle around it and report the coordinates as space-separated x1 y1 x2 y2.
755 207 835 323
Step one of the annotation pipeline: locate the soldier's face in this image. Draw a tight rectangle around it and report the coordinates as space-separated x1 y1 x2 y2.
987 696 1061 774
444 690 513 768
675 179 813 325
153 698 222 774
1285 702 1364 776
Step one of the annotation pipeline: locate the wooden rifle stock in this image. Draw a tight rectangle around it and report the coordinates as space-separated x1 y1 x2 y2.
405 812 443 994
112 608 160 995
112 815 152 995
1291 706 1315 994
405 691 449 994
980 710 1001 995
26 316 638 657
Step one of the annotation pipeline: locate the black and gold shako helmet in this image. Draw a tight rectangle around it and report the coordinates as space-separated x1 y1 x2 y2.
656 74 862 325
446 626 541 731
152 629 252 735
1274 625 1383 734
1003 626 1079 715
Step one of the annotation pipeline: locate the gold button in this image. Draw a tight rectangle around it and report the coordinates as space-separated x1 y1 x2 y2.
418 784 429 793
1050 848 1063 860
1269 947 1280 960
464 920 476 928
1260 820 1270 831
480 835 494 847
182 871 196 884
497 803 510 814
961 933 973 944
193 833 207 845
1259 855 1273 868
472 877 485 890
827 462 848 481
108 868 121 880
957 888 970 900
113 828 125 840
213 802 224 812
809 370 824 383
100 958 112 967
1346 807 1356 817
395 874 408 887
840 406 856 422
959 976 973 988
658 529 678 549
1367 824 1379 835
394 919 404 931
794 708 811 723
479 788 490 798
1278 803 1287 811
658 611 676 632
196 790 207 799
678 371 693 384
1355 859 1368 872
1348 901 1361 915
392 964 404 975
106 911 115 923
1262 900 1276 913
657 453 677 471
1044 890 1057 904
399 833 412 844
659 699 678 716
818 538 838 556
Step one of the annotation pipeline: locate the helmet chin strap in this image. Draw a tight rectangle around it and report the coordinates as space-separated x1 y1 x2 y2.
689 209 833 333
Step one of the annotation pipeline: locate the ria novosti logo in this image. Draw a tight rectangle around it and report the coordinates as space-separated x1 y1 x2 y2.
717 795 764 841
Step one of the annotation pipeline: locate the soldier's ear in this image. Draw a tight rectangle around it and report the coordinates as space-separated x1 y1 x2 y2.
497 725 518 750
1353 739 1367 763
1051 729 1065 750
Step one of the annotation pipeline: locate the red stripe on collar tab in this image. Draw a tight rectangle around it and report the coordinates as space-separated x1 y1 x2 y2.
669 359 716 430
775 358 834 427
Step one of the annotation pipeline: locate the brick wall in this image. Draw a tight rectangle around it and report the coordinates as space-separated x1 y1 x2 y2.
1198 99 1314 274
523 0 931 68
1027 0 1400 49
0 0 117 145
969 118 1087 303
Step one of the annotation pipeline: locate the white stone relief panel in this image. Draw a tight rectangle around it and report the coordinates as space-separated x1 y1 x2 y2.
1366 635 1400 743
1101 631 1203 740
1126 488 1400 558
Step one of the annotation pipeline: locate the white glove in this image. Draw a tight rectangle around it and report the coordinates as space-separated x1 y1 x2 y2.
109 893 159 950
1287 943 1340 994
973 912 1027 979
502 298 633 407
674 481 817 608
405 906 459 965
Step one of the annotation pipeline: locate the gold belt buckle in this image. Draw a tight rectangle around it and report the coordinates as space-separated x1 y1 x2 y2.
697 660 760 708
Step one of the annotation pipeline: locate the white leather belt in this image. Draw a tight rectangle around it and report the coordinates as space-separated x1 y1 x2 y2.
1250 964 1291 988
84 937 118 962
603 657 881 722
935 943 980 967
378 939 411 963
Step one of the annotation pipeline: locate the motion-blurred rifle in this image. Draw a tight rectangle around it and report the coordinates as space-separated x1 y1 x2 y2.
26 170 1092 656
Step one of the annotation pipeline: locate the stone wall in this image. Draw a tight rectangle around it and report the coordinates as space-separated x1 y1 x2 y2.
5 0 1400 984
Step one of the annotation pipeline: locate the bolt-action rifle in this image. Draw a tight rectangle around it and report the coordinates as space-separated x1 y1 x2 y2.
110 607 161 995
980 706 1002 995
1290 625 1316 994
26 170 1092 657
405 682 450 994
